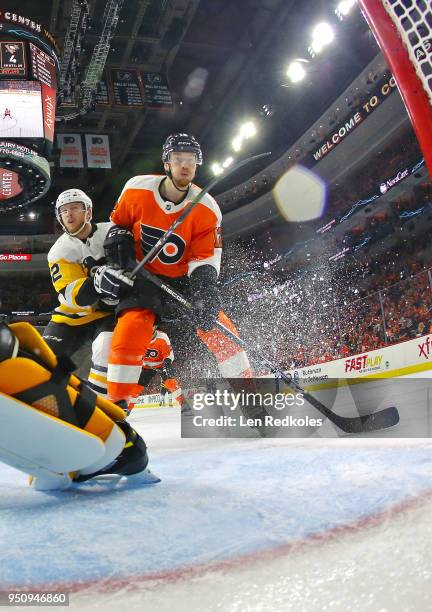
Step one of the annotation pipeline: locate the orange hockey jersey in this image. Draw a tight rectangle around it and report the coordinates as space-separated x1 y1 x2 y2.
111 175 222 278
142 330 174 369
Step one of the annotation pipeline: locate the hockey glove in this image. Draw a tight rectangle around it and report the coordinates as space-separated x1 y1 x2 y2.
190 265 222 332
104 225 136 270
93 265 134 301
160 357 176 381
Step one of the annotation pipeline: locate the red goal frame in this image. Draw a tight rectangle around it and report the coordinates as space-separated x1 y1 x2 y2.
358 0 432 175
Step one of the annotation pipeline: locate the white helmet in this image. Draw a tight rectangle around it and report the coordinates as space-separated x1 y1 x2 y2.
55 188 92 236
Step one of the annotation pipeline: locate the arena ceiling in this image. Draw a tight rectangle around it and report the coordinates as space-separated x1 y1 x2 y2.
0 0 378 231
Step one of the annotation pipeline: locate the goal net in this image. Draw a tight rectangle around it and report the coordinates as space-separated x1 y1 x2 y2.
358 0 432 173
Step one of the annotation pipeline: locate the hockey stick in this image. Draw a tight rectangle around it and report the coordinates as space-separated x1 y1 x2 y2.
137 267 400 434
129 151 271 279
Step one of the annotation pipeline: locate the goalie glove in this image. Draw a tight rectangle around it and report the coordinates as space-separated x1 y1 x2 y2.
104 225 136 270
93 265 134 301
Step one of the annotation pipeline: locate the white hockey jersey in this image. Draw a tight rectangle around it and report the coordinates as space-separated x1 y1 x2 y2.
47 222 113 326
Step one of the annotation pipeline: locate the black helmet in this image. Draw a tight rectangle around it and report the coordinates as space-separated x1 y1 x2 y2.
162 133 203 165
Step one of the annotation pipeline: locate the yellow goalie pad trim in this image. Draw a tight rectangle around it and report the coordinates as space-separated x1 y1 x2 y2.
8 322 126 422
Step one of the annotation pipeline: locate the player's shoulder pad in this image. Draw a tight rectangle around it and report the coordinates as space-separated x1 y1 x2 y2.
154 329 171 345
91 222 113 248
47 232 82 264
190 184 222 223
120 174 161 195
94 221 112 237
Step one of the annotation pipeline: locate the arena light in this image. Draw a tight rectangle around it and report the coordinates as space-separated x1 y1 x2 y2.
313 22 335 45
231 135 243 152
239 121 257 139
28 211 36 220
222 156 234 168
287 61 306 83
336 0 356 18
309 22 335 56
211 162 224 176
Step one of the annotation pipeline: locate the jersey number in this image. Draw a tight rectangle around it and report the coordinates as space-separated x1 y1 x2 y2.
140 224 186 264
50 263 62 283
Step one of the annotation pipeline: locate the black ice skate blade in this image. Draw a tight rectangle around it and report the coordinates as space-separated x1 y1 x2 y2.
73 470 161 490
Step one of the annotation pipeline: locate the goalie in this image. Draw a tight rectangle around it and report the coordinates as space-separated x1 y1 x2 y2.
0 322 159 491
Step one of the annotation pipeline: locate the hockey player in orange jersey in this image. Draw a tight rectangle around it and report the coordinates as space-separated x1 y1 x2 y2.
139 328 185 410
104 133 253 403
88 323 185 412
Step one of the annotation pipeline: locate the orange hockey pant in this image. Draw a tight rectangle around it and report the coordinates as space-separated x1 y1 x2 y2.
107 308 253 403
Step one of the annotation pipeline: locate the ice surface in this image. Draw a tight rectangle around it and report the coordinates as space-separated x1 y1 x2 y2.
1 406 432 611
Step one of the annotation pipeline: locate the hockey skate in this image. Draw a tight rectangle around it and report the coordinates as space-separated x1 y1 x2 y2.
73 420 160 484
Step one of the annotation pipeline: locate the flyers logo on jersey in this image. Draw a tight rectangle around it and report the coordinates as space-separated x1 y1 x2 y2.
141 224 186 264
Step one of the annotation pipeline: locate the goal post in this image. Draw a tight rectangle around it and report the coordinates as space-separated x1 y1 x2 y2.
358 0 432 174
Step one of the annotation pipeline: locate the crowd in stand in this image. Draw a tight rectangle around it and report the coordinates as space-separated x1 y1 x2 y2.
1 219 432 375
325 130 422 223
230 229 432 371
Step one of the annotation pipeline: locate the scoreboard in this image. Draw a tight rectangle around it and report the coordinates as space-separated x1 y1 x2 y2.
0 41 26 76
29 43 57 89
0 10 59 206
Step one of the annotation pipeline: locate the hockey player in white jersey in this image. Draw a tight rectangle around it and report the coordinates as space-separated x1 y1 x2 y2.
42 188 133 392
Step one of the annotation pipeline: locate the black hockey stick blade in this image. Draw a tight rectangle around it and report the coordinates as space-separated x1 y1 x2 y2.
130 151 271 278
301 390 400 434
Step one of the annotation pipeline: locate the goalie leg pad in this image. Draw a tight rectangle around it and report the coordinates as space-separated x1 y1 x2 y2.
77 420 125 476
0 391 106 475
29 473 72 492
0 324 127 485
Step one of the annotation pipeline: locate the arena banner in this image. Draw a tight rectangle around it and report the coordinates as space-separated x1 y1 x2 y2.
310 74 397 163
314 156 425 240
109 69 145 107
379 166 409 194
57 133 84 168
41 83 56 143
134 387 206 409
0 167 21 199
288 334 432 385
85 134 111 169
338 157 424 224
0 253 31 261
142 72 173 110
135 335 432 410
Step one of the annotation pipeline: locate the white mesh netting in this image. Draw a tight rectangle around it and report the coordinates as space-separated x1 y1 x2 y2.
382 0 432 105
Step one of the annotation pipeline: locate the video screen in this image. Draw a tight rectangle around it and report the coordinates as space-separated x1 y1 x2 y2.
0 80 43 139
